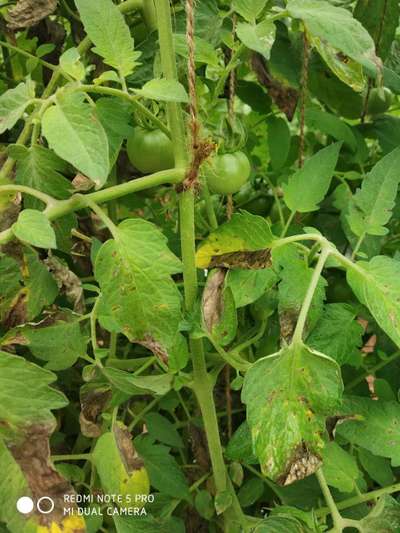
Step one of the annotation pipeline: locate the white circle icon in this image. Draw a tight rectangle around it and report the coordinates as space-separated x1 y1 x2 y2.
37 496 55 514
16 496 34 514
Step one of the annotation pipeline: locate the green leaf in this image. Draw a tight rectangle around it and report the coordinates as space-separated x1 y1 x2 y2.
135 438 190 502
225 422 258 464
227 269 278 308
1 310 87 371
143 412 183 448
13 209 57 249
267 117 291 170
95 218 187 371
283 142 341 213
322 441 360 493
0 254 22 323
347 147 400 237
308 303 363 367
202 269 237 346
102 367 173 396
114 515 185 533
305 109 357 151
23 247 58 321
337 397 400 465
238 478 264 507
0 350 67 439
75 0 140 76
236 19 276 60
42 91 110 188
242 343 343 484
173 34 219 67
354 0 400 61
134 79 189 103
9 145 70 210
358 448 394 487
253 515 310 533
59 47 85 80
0 80 35 134
287 0 380 73
347 256 400 347
196 212 274 269
96 97 133 167
232 0 267 22
360 495 400 532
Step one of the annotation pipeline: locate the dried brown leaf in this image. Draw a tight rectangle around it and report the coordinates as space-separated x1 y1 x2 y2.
7 0 58 30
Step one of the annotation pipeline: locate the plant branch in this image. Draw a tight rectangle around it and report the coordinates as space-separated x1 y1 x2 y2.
0 184 56 206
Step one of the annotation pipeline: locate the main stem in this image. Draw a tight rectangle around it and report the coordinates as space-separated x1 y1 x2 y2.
155 0 238 524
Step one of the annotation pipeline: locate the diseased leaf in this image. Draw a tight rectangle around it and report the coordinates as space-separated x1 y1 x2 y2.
242 343 343 484
0 81 35 134
13 209 56 249
0 254 22 324
202 268 237 346
196 212 274 269
79 384 111 438
42 91 110 188
134 79 189 103
1 309 88 370
359 495 400 532
6 0 57 29
95 219 187 371
347 256 400 347
308 303 363 366
337 397 400 465
287 0 380 73
347 147 400 237
75 0 140 76
93 423 150 506
322 441 360 493
0 350 67 439
283 142 342 213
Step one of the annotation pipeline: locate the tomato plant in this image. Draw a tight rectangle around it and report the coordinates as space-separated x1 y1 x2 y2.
0 0 400 532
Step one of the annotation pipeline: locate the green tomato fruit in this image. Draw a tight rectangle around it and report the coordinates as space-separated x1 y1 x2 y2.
367 88 393 115
127 126 174 174
206 151 251 194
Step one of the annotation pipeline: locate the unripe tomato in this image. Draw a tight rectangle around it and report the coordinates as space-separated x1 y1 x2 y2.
206 151 251 194
127 126 174 174
367 88 393 115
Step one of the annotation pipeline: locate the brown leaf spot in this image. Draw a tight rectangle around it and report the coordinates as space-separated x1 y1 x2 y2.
6 0 58 29
202 268 227 334
209 249 272 270
79 386 111 438
114 423 144 473
45 255 85 313
277 442 321 486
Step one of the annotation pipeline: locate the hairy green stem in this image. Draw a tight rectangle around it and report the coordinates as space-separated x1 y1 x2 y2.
52 453 92 462
316 469 344 532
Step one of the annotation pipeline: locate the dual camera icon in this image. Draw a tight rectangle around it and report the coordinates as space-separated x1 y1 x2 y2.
16 496 55 515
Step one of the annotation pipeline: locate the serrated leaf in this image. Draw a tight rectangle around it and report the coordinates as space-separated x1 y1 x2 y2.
242 343 343 484
0 80 35 134
75 0 140 76
144 412 184 448
202 268 237 346
9 145 70 210
305 109 357 151
227 269 278 308
308 303 363 366
95 218 187 371
0 351 67 439
93 423 150 506
42 91 110 188
134 78 189 103
354 0 400 61
59 47 86 81
134 438 190 502
232 0 267 22
196 212 274 269
337 397 400 465
173 34 219 67
287 0 380 74
347 147 400 237
236 19 276 60
347 256 400 347
1 310 87 371
283 142 342 213
322 441 360 493
13 209 57 249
